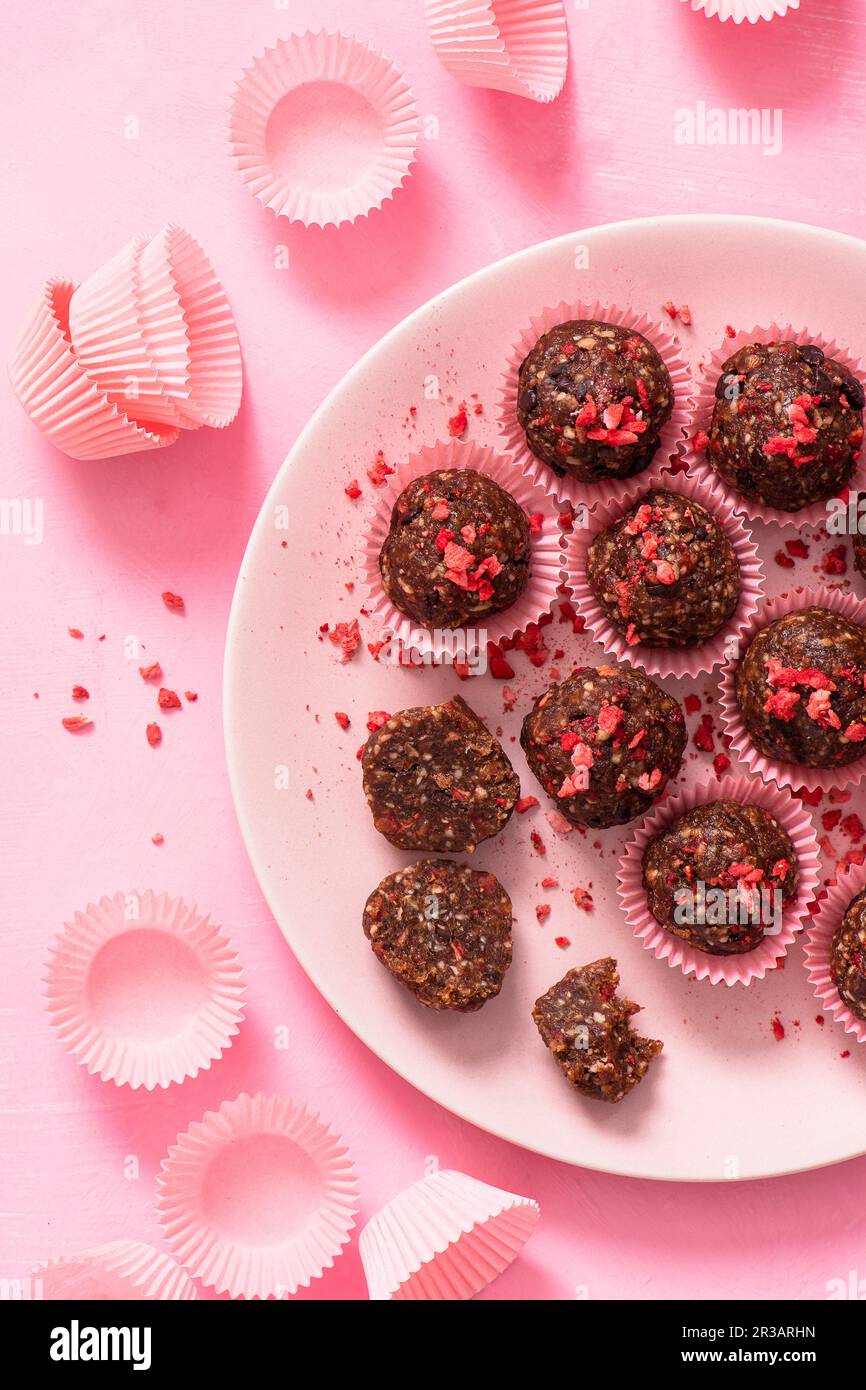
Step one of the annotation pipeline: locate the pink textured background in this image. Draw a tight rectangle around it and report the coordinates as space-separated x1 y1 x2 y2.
3 0 866 1300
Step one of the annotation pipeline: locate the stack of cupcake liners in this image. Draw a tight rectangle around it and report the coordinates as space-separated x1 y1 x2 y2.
8 225 242 459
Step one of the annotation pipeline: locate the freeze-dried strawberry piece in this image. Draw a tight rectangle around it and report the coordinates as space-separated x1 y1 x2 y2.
328 619 361 663
162 591 184 610
515 795 540 814
448 406 468 437
442 541 474 572
72 685 89 700
139 662 162 681
158 688 182 710
62 715 91 732
536 903 551 923
344 479 362 499
146 723 162 746
334 711 351 730
763 689 801 720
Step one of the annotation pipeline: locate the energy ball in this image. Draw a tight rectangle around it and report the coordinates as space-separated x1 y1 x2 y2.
641 800 798 955
705 340 865 512
520 664 686 829
532 957 663 1104
379 468 530 630
735 607 866 769
516 320 673 484
362 859 512 1012
586 488 740 647
831 888 866 1022
362 695 520 853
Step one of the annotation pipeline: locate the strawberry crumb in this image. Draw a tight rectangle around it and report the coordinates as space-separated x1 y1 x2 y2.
554 936 571 949
530 829 546 856
692 714 715 753
61 715 91 732
488 642 515 680
334 711 351 730
535 903 551 923
151 833 164 846
684 693 701 714
72 685 89 700
713 753 731 779
161 592 184 610
328 619 361 663
771 1017 785 1041
448 405 468 437
146 723 162 747
774 550 795 570
572 886 593 912
516 796 539 814
184 691 198 702
67 627 84 639
158 688 182 710
139 662 162 681
344 479 362 499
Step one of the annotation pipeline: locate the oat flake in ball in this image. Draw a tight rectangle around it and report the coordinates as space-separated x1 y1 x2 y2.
517 320 673 484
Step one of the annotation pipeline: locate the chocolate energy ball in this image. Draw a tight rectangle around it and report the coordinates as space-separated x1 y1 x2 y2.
642 800 798 955
831 888 866 1021
532 957 662 1104
362 695 520 853
705 340 865 512
516 320 673 484
362 859 512 1012
735 607 866 768
379 469 530 630
586 488 740 648
520 664 686 829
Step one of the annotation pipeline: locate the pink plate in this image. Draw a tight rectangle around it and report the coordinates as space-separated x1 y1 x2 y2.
225 215 866 1181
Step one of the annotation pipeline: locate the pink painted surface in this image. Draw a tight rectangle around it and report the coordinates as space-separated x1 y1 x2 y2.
3 0 866 1299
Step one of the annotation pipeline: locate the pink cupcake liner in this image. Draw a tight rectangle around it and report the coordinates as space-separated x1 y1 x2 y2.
679 0 799 22
7 279 179 460
424 0 568 104
44 890 246 1090
805 864 866 1044
617 774 820 986
31 1240 197 1300
359 1169 539 1300
141 224 242 429
228 31 420 229
498 298 694 511
67 234 193 428
361 437 564 661
718 585 866 794
687 322 866 527
156 1092 359 1300
562 464 764 680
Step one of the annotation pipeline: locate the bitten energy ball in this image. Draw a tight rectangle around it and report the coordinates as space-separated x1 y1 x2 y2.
379 468 530 630
704 341 865 512
735 607 866 769
586 488 740 648
362 859 513 1012
831 888 866 1022
516 320 673 484
532 957 662 1103
362 695 520 853
520 664 685 829
641 800 798 955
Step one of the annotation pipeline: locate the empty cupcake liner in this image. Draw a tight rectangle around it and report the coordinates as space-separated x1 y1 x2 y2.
718 585 866 794
8 279 179 460
31 1240 198 1300
679 0 799 22
141 224 242 429
617 774 820 986
805 864 866 1044
688 322 866 527
424 0 568 103
562 464 764 680
361 437 564 663
67 234 192 428
228 31 420 228
44 889 246 1090
359 1168 540 1300
498 298 694 511
156 1092 359 1300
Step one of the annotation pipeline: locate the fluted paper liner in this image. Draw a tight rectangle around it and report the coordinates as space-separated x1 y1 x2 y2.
68 234 193 427
8 279 178 460
805 864 866 1045
498 298 694 510
424 0 569 103
32 1240 197 1300
563 464 764 679
361 437 564 661
228 31 420 228
141 224 242 428
359 1168 539 1300
156 1092 359 1300
44 890 246 1089
718 585 866 794
679 0 800 23
617 774 820 986
688 321 866 526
